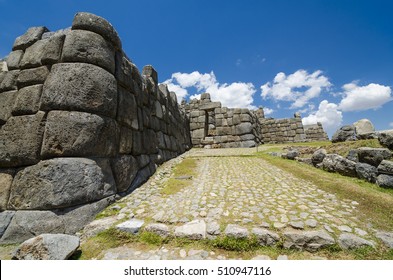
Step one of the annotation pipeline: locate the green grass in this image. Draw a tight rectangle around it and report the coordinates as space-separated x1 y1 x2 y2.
209 236 260 252
161 158 198 195
257 153 393 231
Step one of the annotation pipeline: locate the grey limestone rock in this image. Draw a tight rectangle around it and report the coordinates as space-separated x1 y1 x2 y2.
377 160 393 175
41 110 119 158
0 111 46 168
82 216 117 239
356 147 392 167
235 122 253 136
72 12 122 50
0 70 19 92
378 131 393 150
311 148 327 165
111 155 139 192
12 234 80 260
224 224 249 239
119 126 133 154
320 154 357 177
206 221 221 235
12 26 49 51
116 219 144 234
353 119 375 136
17 65 50 88
175 220 206 240
283 230 335 252
144 223 170 237
41 63 117 118
62 29 115 74
12 85 42 115
338 233 375 249
0 211 15 238
8 157 116 210
346 149 359 162
286 149 299 160
355 162 377 183
0 170 14 210
375 231 393 249
115 52 134 90
19 39 47 68
6 50 23 70
251 228 280 246
0 90 18 124
117 87 138 129
376 174 393 189
332 125 356 143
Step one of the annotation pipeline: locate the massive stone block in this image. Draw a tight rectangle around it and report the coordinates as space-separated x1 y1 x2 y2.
117 87 138 129
0 170 14 210
17 66 50 88
62 30 115 73
0 90 18 124
12 85 42 115
235 122 252 135
6 50 24 70
8 157 116 210
41 63 117 118
41 111 119 158
0 70 19 92
357 147 392 167
0 111 46 168
111 155 139 192
12 26 49 51
72 12 122 50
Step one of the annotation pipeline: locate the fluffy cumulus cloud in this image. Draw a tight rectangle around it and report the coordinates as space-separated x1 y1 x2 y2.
262 107 274 115
164 71 256 109
302 100 343 136
261 70 331 109
338 82 392 111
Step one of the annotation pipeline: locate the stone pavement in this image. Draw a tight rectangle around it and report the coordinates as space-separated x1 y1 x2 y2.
81 148 392 259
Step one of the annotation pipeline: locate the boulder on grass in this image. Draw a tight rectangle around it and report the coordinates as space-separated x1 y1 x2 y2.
332 125 356 143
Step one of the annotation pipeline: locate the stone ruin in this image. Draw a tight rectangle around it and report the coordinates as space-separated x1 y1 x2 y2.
0 12 328 244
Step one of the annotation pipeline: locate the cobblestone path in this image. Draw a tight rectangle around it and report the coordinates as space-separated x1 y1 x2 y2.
81 148 391 260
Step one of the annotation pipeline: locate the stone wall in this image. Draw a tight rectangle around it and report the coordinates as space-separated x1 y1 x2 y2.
182 93 262 148
260 114 307 144
304 123 329 141
0 12 191 244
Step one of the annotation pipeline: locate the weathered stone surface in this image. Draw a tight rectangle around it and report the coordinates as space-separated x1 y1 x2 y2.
375 231 393 248
8 158 116 210
117 87 138 128
144 223 170 237
283 230 335 252
312 148 327 165
72 12 122 50
206 221 220 235
286 149 299 160
17 66 50 87
41 111 118 158
41 63 117 118
378 131 393 150
116 219 144 234
224 224 249 239
12 85 42 115
111 155 139 192
19 39 46 68
346 149 359 162
338 233 374 249
251 255 271 260
0 70 19 92
199 102 221 110
0 111 46 168
62 30 115 74
143 65 158 84
82 216 117 239
119 126 133 154
320 154 357 177
41 34 65 64
376 174 393 189
58 196 115 234
6 50 23 70
353 119 375 136
378 160 393 175
175 220 206 240
356 147 392 167
355 162 377 183
115 52 133 89
0 210 65 244
332 125 356 143
13 26 48 51
0 170 14 210
12 234 80 260
252 228 280 246
235 122 253 135
0 90 18 124
0 211 15 237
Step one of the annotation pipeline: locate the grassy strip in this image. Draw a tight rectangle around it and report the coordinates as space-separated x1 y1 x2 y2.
161 158 198 195
257 153 393 230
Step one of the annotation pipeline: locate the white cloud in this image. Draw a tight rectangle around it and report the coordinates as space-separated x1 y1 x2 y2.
261 70 331 109
164 71 256 109
302 100 343 136
338 82 392 111
389 122 393 128
263 107 274 115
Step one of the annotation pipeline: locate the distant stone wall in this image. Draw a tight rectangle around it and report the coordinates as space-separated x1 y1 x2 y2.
304 123 329 141
259 114 307 144
0 12 191 244
182 93 262 148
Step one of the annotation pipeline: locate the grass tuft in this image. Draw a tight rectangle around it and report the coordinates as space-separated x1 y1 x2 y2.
161 158 197 195
210 236 260 252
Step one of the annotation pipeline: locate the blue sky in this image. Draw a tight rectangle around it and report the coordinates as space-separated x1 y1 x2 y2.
1 0 392 136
